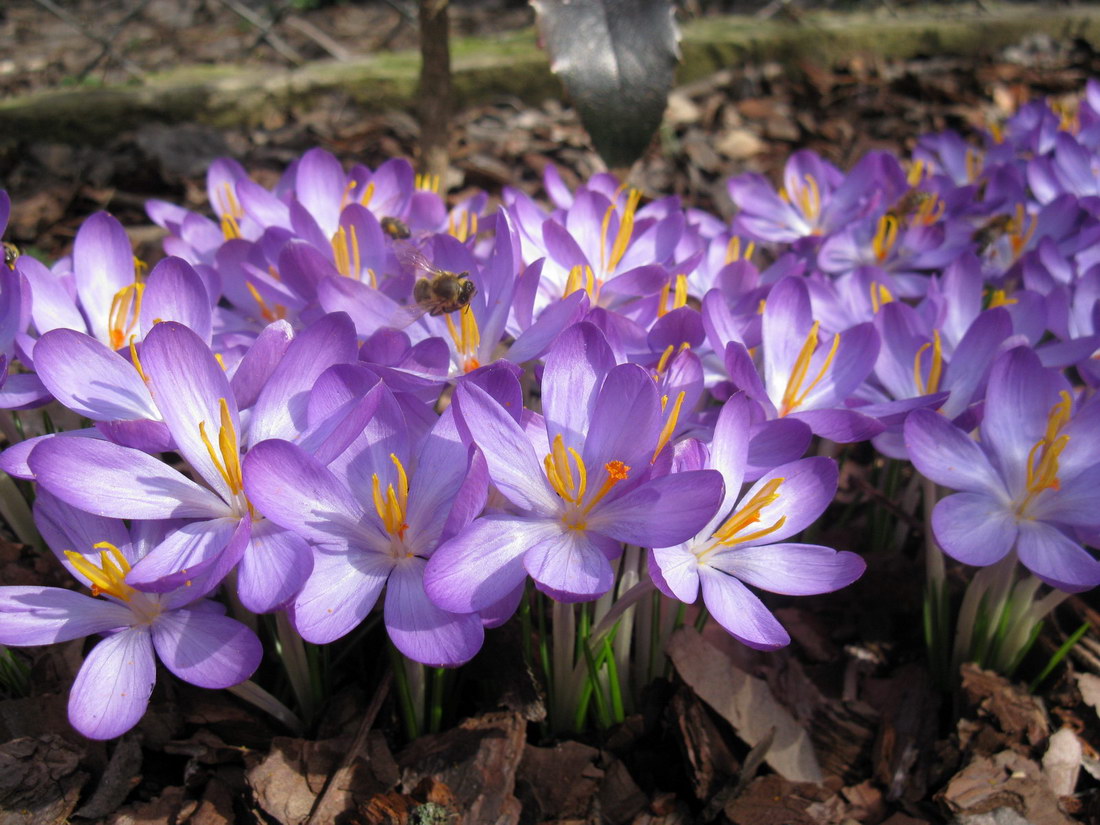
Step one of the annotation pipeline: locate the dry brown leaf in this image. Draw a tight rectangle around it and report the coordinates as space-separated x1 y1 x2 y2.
0 735 86 825
938 750 1076 825
666 628 822 783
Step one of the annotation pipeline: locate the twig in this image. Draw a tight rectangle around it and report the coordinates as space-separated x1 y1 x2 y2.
306 671 392 825
211 0 305 65
29 0 145 79
77 0 155 80
285 15 357 61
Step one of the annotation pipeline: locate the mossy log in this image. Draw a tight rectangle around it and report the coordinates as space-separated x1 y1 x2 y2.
2 4 1098 145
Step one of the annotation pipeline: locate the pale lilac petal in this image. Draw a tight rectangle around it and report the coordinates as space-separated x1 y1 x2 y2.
291 546 391 644
710 543 865 595
582 363 662 471
126 517 242 592
18 255 86 335
650 544 700 603
904 408 1006 496
0 429 104 480
296 148 346 236
1017 520 1100 592
248 312 358 445
709 393 752 514
791 408 884 443
524 527 615 602
140 320 238 499
140 257 213 343
229 320 293 411
73 213 135 344
452 382 559 514
932 492 1017 566
0 587 133 645
151 607 261 687
0 372 52 409
68 627 155 740
735 457 837 545
698 567 790 650
384 558 485 666
236 520 313 613
424 515 554 613
29 437 231 519
243 438 368 545
33 328 157 420
590 470 724 548
982 346 1062 483
541 322 615 451
33 488 132 568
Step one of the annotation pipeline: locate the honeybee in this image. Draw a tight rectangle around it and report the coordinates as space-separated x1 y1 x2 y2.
887 189 933 222
972 214 1014 253
2 242 19 270
397 243 476 317
381 216 411 240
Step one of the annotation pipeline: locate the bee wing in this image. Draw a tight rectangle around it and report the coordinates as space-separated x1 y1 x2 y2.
389 303 431 330
394 241 436 275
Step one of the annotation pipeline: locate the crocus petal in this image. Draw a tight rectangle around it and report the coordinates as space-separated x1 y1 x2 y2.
291 546 391 644
710 543 866 595
791 408 884 443
1016 520 1100 592
582 363 662 472
140 321 238 499
33 488 133 569
384 558 485 666
649 544 701 604
248 312 358 445
151 607 261 688
140 257 213 343
29 436 231 519
904 408 1006 496
243 438 369 546
590 469 724 548
236 520 314 613
126 517 242 592
425 515 555 614
981 346 1062 482
33 328 158 421
0 587 133 645
68 627 155 740
698 567 790 650
541 322 615 451
451 382 559 514
524 527 615 602
230 320 293 411
931 492 1017 566
709 393 752 515
73 212 135 345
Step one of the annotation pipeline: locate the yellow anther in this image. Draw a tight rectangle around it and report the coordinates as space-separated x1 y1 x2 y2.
913 330 943 395
372 454 411 540
653 390 686 462
444 306 482 373
65 542 134 601
214 353 227 371
869 281 894 313
700 477 787 560
1017 391 1074 516
907 159 926 187
872 214 899 263
564 264 599 302
600 189 642 273
128 336 148 383
331 225 362 279
778 321 840 417
796 174 822 222
219 182 244 240
108 283 145 351
359 181 376 207
543 434 630 518
198 398 245 496
448 210 478 243
914 194 945 226
415 173 441 194
245 281 287 323
725 236 755 264
133 256 148 280
1009 203 1036 260
986 288 1018 309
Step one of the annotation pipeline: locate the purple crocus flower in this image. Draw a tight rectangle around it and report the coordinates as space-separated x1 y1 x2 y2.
904 346 1100 591
423 322 724 609
722 277 883 442
242 384 487 666
650 394 865 649
0 492 261 739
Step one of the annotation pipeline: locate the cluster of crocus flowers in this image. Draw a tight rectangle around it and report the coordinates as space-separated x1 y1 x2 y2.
1 81 1099 739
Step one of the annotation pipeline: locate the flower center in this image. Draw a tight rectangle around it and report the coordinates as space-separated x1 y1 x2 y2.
599 188 642 274
544 434 630 531
65 542 135 601
913 330 944 395
564 264 601 303
698 477 787 561
781 174 822 226
778 320 840 417
1017 391 1072 517
869 281 894 313
872 214 900 264
656 273 689 318
332 224 362 279
108 283 144 351
198 398 254 517
372 453 411 542
444 306 481 373
448 209 478 242
725 236 755 265
218 182 244 240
